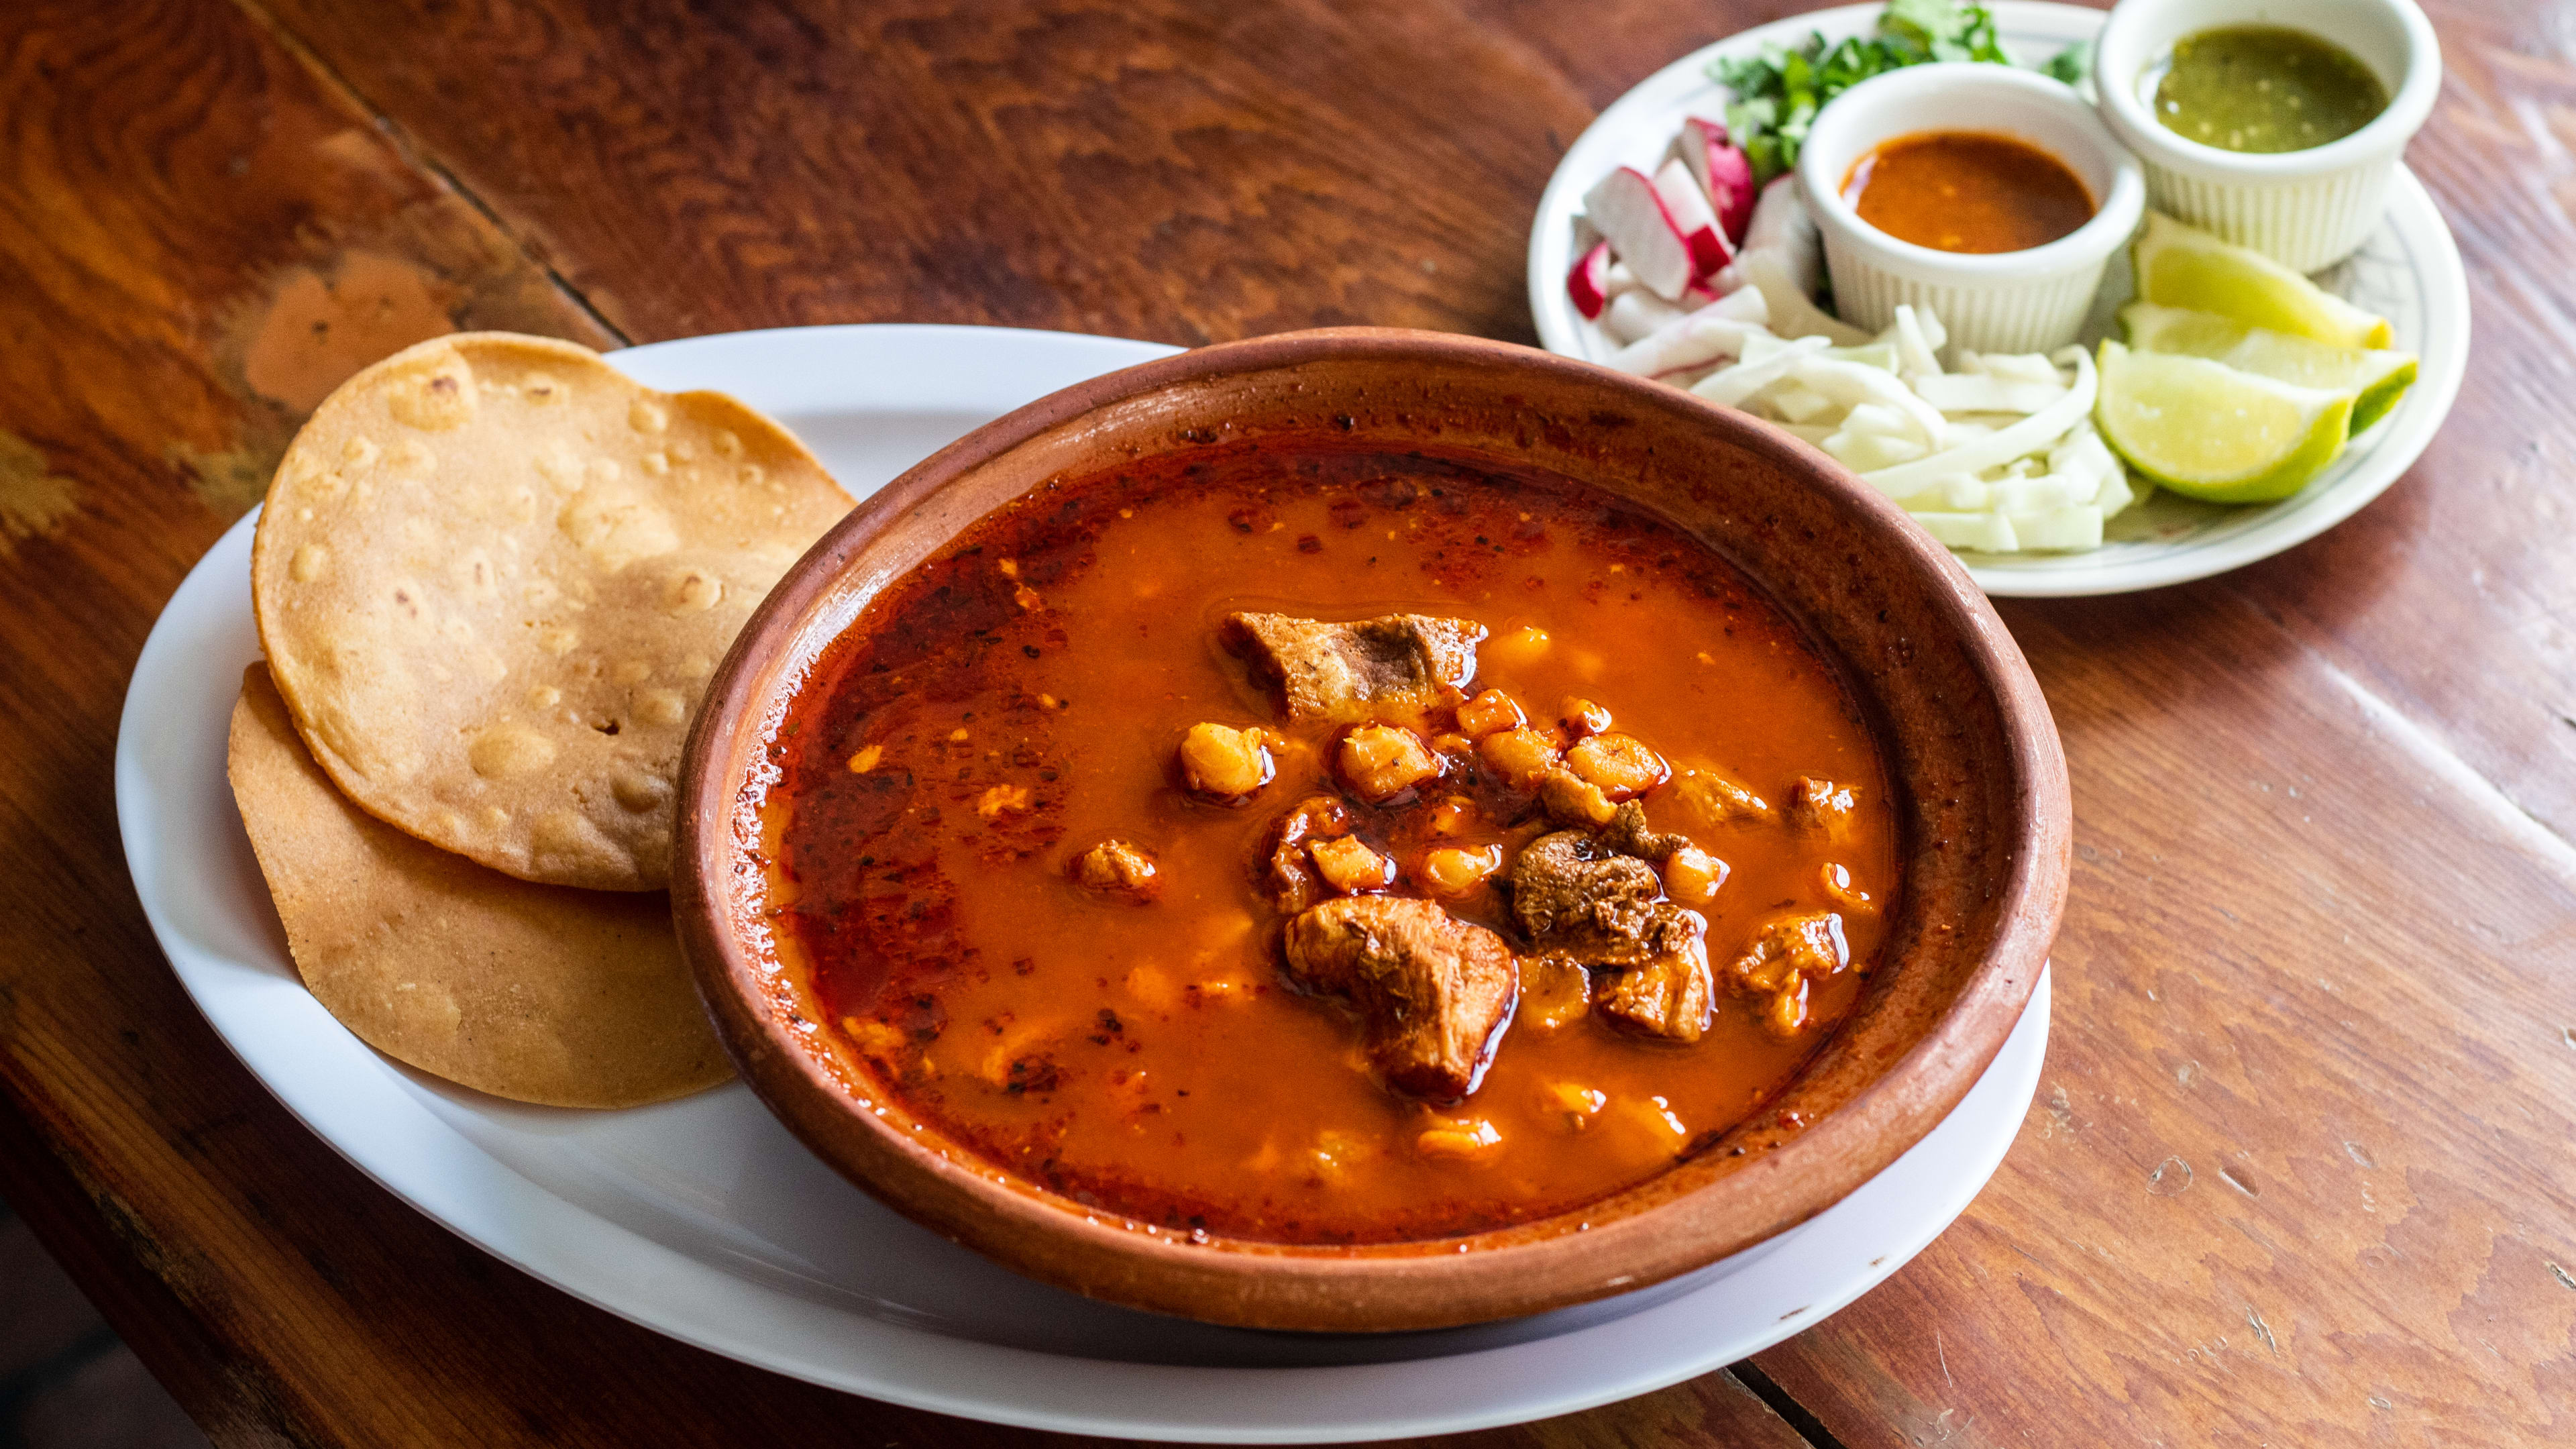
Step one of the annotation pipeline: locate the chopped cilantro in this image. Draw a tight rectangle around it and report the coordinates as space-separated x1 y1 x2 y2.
1709 1 2091 186
2039 38 2094 87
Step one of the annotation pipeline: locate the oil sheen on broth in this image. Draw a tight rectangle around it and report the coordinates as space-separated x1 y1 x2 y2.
761 450 1898 1244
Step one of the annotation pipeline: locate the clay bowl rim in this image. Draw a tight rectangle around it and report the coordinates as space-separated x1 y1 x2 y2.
673 325 2069 1333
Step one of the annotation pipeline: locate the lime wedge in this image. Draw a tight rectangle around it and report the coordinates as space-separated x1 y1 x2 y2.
2094 340 2357 504
2121 302 2418 433
2131 214 2394 350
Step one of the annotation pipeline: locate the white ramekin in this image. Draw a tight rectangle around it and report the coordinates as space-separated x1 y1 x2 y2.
2094 0 2440 273
1797 64 2146 356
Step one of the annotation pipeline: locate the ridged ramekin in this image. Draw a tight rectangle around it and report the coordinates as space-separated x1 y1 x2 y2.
1798 64 2145 356
2093 0 2440 273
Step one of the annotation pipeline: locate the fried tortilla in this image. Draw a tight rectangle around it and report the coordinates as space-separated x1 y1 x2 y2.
227 663 731 1109
250 332 847 890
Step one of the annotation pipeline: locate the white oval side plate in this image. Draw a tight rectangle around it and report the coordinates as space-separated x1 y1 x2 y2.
116 323 2048 1442
1527 0 2469 598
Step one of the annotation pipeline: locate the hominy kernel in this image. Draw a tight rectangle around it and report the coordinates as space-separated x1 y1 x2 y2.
1309 835 1395 894
1566 732 1668 799
1178 722 1275 800
1455 688 1525 739
1337 724 1440 802
1538 768 1619 826
1477 726 1560 791
1821 862 1876 912
1664 844 1729 905
1786 777 1856 835
1425 796 1478 835
1071 839 1161 900
1559 696 1613 737
1417 845 1503 896
977 784 1034 819
1767 980 1811 1036
1540 1081 1608 1132
1414 1118 1503 1160
1619 1095 1690 1145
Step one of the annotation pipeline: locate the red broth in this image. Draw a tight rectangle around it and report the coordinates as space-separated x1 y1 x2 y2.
1843 131 2094 254
759 449 1898 1244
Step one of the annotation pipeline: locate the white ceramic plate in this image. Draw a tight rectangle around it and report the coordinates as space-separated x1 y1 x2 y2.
116 323 2049 1442
1527 1 2469 597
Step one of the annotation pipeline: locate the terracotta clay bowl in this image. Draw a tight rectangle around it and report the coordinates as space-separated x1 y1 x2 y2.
673 326 2070 1333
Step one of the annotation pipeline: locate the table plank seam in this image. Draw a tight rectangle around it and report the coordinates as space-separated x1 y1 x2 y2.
1729 1360 1851 1449
223 0 634 351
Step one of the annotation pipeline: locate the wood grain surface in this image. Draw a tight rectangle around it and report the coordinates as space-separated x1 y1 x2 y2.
1 0 2569 1446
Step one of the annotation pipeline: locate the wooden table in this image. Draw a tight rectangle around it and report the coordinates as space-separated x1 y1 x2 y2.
5 0 2570 1443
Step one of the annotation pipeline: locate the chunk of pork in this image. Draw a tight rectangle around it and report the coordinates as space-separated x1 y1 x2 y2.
1509 810 1712 1041
1225 612 1485 724
1281 896 1518 1099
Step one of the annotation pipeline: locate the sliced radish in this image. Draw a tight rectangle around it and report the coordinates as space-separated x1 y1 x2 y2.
1679 118 1758 245
1582 166 1695 302
1566 239 1612 319
1673 117 1724 182
1709 151 1756 244
1653 158 1731 276
1739 175 1825 300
